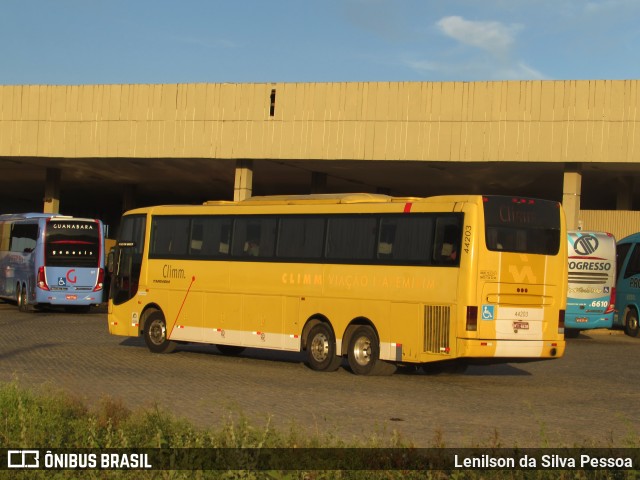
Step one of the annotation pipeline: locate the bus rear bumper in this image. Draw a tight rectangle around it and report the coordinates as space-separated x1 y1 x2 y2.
456 338 565 360
35 291 102 306
564 314 614 330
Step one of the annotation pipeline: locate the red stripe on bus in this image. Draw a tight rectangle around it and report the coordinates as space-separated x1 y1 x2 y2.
403 203 412 213
168 276 196 340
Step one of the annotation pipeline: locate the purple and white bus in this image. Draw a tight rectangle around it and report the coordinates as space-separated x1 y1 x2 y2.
0 213 105 312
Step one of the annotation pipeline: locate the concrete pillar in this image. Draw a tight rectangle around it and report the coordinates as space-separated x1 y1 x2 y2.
562 165 582 231
311 172 327 194
234 159 253 201
616 176 633 210
43 168 61 214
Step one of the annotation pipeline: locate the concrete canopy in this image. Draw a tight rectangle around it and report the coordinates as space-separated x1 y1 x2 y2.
1 81 639 227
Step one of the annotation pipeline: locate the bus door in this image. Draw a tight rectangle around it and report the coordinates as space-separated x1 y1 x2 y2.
110 215 146 309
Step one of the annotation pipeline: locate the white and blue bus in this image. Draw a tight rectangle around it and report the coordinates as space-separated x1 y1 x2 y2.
614 232 640 337
565 230 616 337
0 213 106 312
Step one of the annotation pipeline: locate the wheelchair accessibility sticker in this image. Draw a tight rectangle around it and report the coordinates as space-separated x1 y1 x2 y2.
481 305 495 321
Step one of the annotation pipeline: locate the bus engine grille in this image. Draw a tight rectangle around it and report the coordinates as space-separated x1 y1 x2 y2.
424 305 450 354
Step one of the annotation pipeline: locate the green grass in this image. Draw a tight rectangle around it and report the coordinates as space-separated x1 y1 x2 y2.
0 381 636 479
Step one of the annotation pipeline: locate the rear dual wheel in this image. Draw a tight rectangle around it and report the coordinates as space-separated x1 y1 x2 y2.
306 323 342 372
347 325 396 376
17 283 32 312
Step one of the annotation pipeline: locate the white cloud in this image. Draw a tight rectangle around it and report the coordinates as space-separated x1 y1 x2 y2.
436 16 522 56
403 57 548 81
585 0 640 13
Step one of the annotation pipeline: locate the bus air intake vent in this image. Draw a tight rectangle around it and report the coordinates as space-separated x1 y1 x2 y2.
424 305 450 354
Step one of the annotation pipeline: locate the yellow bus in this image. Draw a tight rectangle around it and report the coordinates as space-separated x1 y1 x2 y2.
107 194 567 375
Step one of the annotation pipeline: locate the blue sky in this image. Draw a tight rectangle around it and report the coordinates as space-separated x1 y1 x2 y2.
2 0 640 85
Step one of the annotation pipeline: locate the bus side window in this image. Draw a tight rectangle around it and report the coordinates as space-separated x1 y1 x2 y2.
151 217 189 257
191 217 232 257
623 244 640 279
190 222 204 254
326 216 376 260
232 217 276 258
276 217 324 259
434 217 461 264
377 216 433 263
616 243 632 281
10 223 38 253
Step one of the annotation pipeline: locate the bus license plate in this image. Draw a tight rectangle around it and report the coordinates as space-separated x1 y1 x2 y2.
66 295 77 300
513 321 529 330
576 317 588 323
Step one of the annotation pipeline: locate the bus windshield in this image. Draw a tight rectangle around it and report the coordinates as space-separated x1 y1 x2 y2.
44 220 101 268
483 196 561 255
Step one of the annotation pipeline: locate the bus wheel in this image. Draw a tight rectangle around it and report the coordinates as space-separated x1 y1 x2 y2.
624 309 639 337
17 284 32 312
422 360 468 375
306 323 342 372
144 311 177 354
564 328 580 338
216 345 246 356
347 325 381 375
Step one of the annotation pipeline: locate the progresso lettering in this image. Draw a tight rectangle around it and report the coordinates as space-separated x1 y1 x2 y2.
568 261 612 271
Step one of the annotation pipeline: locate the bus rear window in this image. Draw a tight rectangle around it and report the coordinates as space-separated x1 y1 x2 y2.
483 196 561 255
45 220 101 267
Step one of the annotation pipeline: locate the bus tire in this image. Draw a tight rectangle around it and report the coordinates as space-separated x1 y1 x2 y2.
306 323 342 372
564 328 580 338
144 311 177 354
65 306 91 314
347 325 383 375
422 360 468 375
17 284 32 312
216 345 246 356
624 309 639 337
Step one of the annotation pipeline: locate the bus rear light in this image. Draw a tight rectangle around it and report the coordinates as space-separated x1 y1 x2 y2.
466 306 478 331
604 288 616 314
93 268 105 291
37 266 50 291
558 309 565 333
